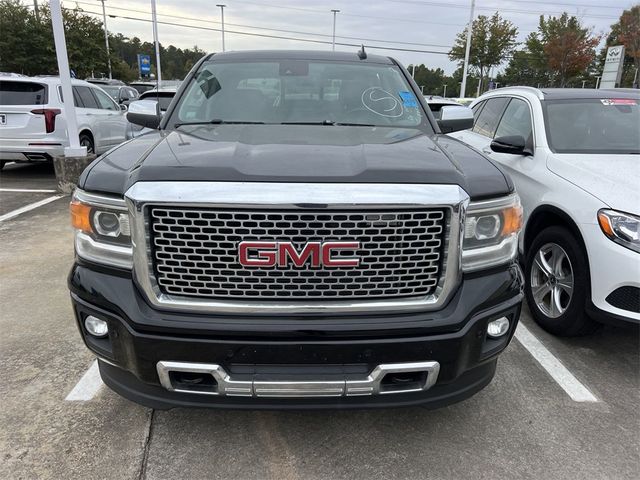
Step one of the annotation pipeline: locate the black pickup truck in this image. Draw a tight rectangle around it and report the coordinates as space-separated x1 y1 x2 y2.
68 50 523 409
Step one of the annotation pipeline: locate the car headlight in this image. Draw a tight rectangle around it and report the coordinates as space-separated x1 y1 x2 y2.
598 209 640 254
462 194 523 271
70 189 133 269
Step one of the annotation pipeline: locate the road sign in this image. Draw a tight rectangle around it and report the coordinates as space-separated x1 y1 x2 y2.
600 45 625 89
137 54 151 77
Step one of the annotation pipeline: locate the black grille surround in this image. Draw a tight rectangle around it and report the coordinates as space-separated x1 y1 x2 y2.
148 207 448 301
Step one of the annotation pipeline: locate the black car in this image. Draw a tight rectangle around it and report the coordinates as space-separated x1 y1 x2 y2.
68 50 523 410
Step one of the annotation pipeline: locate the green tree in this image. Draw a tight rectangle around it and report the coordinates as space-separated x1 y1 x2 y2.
449 12 518 92
527 13 600 87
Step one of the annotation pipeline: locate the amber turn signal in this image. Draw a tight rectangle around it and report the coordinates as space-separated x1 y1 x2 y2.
70 200 93 233
501 204 523 236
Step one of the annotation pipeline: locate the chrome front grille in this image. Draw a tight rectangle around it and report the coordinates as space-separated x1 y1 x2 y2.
149 207 447 300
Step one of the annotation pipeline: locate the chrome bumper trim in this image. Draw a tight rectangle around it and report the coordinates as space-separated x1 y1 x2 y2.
156 360 441 398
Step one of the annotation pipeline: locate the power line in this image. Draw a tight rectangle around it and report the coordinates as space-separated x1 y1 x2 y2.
72 0 454 48
76 8 453 56
387 0 621 19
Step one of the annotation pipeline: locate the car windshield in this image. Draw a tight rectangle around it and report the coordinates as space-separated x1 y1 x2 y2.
543 98 640 154
169 59 428 129
101 86 120 99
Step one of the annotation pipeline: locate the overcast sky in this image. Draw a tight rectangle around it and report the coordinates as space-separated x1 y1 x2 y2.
51 0 634 74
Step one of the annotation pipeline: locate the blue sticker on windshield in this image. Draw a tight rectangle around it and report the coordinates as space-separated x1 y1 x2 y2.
399 91 418 107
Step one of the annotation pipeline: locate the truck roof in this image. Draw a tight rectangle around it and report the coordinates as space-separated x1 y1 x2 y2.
206 49 395 65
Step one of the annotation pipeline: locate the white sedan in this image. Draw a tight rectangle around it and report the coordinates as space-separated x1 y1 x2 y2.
0 75 129 170
451 87 639 335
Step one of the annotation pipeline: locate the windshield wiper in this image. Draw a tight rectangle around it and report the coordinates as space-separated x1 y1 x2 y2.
281 120 336 126
174 119 265 128
280 120 376 127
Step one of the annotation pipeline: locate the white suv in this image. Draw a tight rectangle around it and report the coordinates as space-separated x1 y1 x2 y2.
452 87 639 335
0 75 129 170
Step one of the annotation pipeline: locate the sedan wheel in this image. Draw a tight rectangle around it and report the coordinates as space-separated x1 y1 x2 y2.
79 134 95 154
524 226 597 336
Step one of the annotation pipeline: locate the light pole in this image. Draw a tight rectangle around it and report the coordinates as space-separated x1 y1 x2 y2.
581 80 587 88
460 0 475 98
411 64 416 78
150 0 162 88
50 0 85 156
331 9 340 51
595 76 601 89
99 0 112 79
217 4 226 52
443 84 447 97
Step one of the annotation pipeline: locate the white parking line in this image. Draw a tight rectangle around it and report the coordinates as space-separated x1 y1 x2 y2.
0 194 64 222
0 188 58 193
515 323 598 402
65 360 104 401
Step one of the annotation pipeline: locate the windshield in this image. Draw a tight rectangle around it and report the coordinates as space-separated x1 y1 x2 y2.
168 59 428 129
101 86 120 99
543 98 640 154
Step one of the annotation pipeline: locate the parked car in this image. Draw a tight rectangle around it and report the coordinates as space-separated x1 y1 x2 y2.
86 78 125 86
101 85 139 106
424 96 462 119
0 75 129 169
129 81 156 94
451 87 640 335
68 50 524 410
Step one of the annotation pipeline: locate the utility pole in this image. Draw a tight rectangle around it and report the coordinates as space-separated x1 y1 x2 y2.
217 4 226 52
331 9 340 51
50 0 85 156
33 0 39 22
150 0 162 88
99 0 112 79
443 84 447 97
460 0 475 98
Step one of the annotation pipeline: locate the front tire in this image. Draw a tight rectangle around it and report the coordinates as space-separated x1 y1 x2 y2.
524 226 597 336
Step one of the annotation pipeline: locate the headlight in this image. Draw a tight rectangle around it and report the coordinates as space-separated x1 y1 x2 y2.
462 194 523 271
70 189 133 268
598 209 640 254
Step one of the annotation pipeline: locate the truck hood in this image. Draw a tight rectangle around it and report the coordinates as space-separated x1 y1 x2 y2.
547 153 640 214
80 125 511 199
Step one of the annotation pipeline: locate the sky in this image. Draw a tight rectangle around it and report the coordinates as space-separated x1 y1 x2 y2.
42 0 636 74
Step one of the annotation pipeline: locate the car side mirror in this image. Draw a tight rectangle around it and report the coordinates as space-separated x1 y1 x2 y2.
127 100 161 129
490 135 532 156
119 104 128 112
437 105 474 133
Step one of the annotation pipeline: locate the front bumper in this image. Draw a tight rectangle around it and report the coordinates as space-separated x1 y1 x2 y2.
69 263 523 409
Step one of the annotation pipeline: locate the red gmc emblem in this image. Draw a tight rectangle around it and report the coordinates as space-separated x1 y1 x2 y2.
238 241 360 267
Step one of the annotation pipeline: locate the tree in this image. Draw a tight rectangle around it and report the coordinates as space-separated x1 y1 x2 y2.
604 5 640 87
0 0 207 80
527 13 600 87
449 13 518 92
498 50 549 87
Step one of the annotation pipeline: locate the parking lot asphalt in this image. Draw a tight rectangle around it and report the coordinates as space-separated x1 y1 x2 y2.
1 164 639 480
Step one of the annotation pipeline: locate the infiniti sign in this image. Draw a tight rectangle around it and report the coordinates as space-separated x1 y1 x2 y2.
238 241 361 267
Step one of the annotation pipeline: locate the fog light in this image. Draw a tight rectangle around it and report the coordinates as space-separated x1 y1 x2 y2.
487 317 509 338
85 315 108 338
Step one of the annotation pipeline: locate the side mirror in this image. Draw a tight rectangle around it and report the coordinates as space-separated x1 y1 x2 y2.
127 100 161 129
437 105 474 133
490 135 532 156
119 103 128 111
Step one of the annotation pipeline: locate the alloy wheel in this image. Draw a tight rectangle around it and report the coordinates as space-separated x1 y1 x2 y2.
530 242 574 318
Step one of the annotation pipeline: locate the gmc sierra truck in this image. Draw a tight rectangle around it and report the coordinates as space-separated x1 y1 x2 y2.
68 50 524 409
